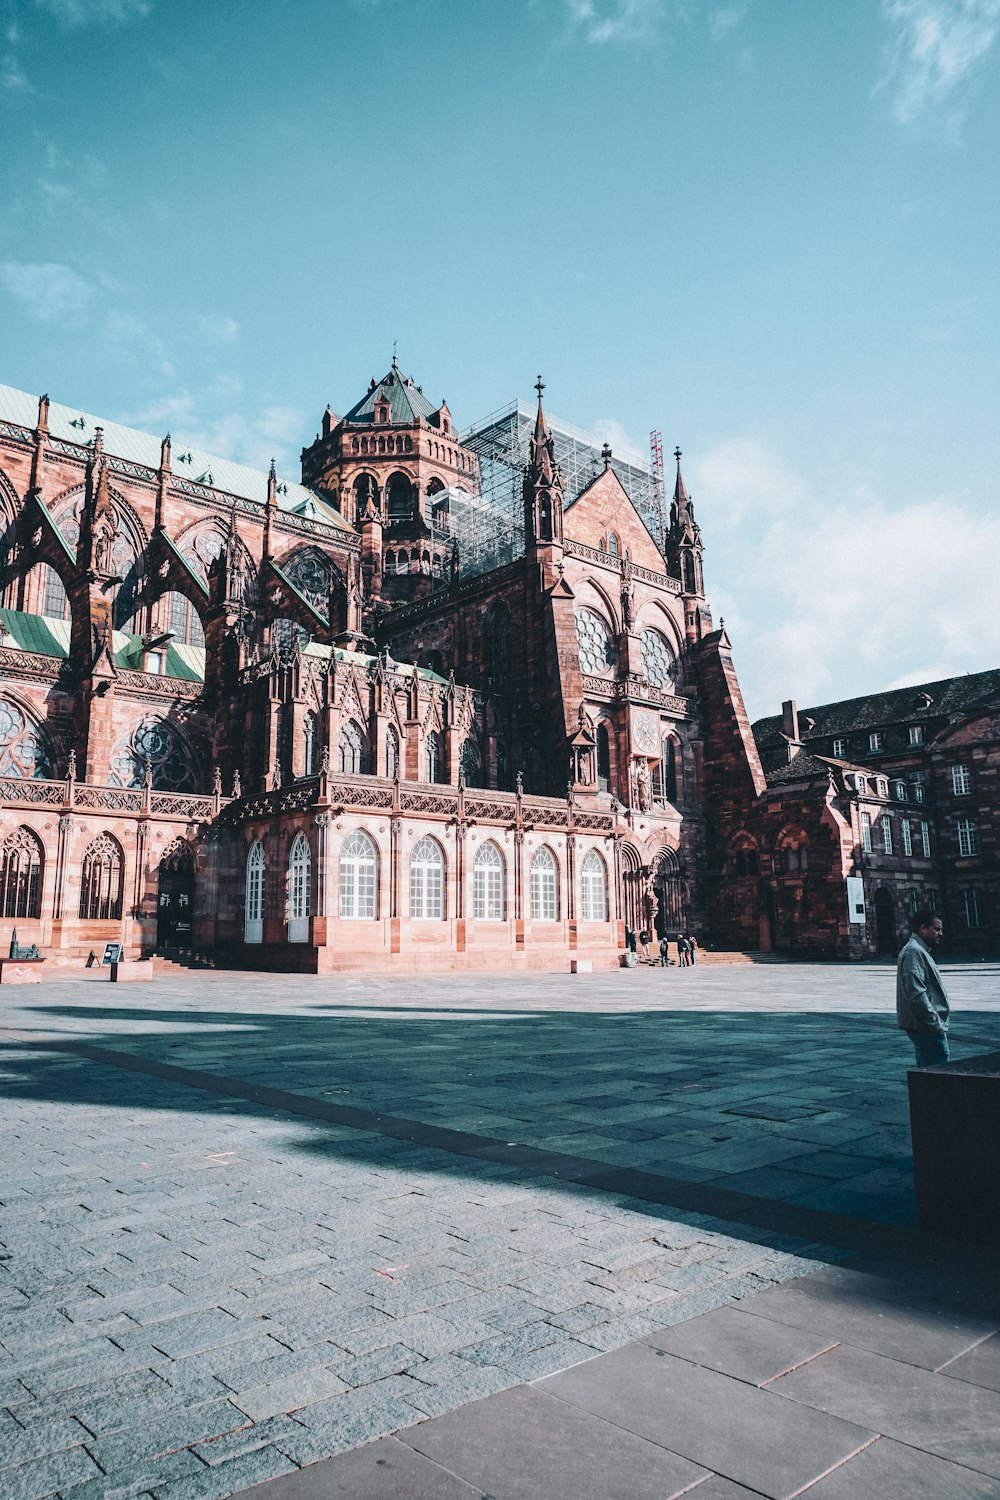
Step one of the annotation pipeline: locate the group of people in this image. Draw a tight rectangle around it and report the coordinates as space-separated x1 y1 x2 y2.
625 928 698 967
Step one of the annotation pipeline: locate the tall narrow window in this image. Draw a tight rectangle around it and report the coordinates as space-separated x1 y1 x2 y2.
662 737 678 803
245 840 265 943
459 739 480 787
0 827 43 918
952 764 972 796
901 820 912 857
410 836 444 919
287 833 311 943
909 725 924 746
963 888 983 929
920 820 931 859
386 724 399 781
425 730 441 784
832 738 846 758
473 841 505 920
860 812 872 853
956 819 978 857
338 720 366 775
339 830 378 919
881 816 893 855
80 834 124 922
530 847 558 921
869 732 884 753
302 712 318 778
596 725 611 792
580 849 608 922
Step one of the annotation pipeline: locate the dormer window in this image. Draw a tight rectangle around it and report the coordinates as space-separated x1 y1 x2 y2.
144 649 165 676
869 732 884 753
832 737 846 758
909 725 924 746
876 777 889 798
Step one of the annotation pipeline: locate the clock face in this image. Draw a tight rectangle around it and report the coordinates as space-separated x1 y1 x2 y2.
632 709 659 755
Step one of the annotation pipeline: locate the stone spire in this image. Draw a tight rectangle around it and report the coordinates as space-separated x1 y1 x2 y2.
262 457 277 561
666 445 704 599
523 376 564 548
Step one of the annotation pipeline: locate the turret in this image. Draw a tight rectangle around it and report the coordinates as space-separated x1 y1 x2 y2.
522 377 564 549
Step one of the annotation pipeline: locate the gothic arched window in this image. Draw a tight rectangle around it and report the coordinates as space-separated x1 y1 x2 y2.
339 830 378 919
108 719 198 792
473 841 505 921
485 601 511 681
530 846 559 922
245 840 265 943
338 720 366 775
0 826 43 918
410 835 445 920
79 834 124 922
386 472 411 520
580 848 608 922
460 739 480 787
574 609 615 677
287 832 311 943
640 629 675 690
596 724 611 792
425 730 441 784
607 532 620 558
0 700 52 780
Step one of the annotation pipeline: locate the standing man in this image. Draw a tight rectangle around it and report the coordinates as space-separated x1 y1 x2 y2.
896 910 950 1067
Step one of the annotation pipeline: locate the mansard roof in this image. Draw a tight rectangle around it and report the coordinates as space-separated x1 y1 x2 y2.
0 606 203 680
763 751 838 787
754 668 1000 751
0 384 350 531
341 363 438 426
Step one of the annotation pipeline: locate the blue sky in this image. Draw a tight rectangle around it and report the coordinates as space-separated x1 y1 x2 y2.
2 0 998 717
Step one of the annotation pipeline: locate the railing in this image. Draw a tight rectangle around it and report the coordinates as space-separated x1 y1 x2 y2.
0 776 220 821
580 673 689 715
564 539 681 594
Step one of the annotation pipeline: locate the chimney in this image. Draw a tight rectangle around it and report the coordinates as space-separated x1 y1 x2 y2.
782 699 800 742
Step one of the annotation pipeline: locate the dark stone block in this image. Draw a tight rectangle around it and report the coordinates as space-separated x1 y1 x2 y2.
908 1052 1000 1245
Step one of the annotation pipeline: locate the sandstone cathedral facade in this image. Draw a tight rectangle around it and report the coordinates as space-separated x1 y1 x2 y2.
1 363 995 971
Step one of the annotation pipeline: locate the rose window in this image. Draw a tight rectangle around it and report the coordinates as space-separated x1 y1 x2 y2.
109 718 197 792
0 701 52 779
640 629 675 690
575 609 615 677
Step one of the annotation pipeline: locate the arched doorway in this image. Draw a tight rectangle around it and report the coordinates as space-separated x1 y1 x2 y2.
157 840 194 948
874 886 896 955
652 847 686 938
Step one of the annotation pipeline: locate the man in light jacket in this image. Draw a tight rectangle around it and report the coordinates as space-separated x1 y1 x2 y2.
896 910 950 1067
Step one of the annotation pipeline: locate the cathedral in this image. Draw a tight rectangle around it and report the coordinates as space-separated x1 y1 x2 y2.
5 362 990 971
0 364 740 972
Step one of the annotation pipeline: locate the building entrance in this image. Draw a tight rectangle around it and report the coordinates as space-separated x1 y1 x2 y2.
157 840 194 948
874 887 896 955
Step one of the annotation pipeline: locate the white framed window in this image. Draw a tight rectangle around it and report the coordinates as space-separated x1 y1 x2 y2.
832 738 846 758
881 816 893 854
956 819 978 857
909 725 924 745
920 820 931 859
860 812 872 853
876 777 889 799
530 846 559 921
907 887 920 916
952 764 972 796
869 732 884 753
245 840 265 944
963 888 983 929
893 780 907 802
473 841 505 921
579 849 608 922
901 820 912 857
912 783 925 804
287 833 311 943
854 775 868 795
144 650 165 675
339 830 378 919
410 835 445 919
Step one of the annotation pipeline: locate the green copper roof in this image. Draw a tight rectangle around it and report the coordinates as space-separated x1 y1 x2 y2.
341 363 438 426
0 607 204 682
0 384 351 533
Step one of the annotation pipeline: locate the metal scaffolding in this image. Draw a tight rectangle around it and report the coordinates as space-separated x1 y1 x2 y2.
453 399 661 582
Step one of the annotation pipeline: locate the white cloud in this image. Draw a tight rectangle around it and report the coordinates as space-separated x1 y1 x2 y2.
32 0 150 25
692 438 1000 719
709 4 745 42
196 313 240 346
565 0 664 46
0 259 95 321
1 49 31 91
129 390 306 474
590 416 645 463
878 0 1000 125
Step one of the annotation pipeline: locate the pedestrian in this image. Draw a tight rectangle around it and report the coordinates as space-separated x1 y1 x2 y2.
638 928 651 961
686 932 698 966
896 909 950 1067
677 934 690 968
625 925 636 955
658 935 670 967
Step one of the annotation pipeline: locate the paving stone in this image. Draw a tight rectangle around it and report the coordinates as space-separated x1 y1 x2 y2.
229 1434 487 1499
150 1444 293 1499
229 1366 349 1421
643 1305 837 1384
0 1442 102 1500
942 1334 1000 1393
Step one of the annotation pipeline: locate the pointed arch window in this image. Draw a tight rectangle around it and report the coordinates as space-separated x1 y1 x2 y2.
0 700 53 780
0 826 43 918
425 730 441 784
662 736 679 803
80 834 124 922
410 835 445 920
606 532 620 558
338 719 366 775
640 630 675 690
287 833 311 943
473 841 505 921
530 846 559 922
386 724 400 781
580 848 608 922
340 830 378 919
460 739 480 787
245 840 265 943
596 724 611 792
485 601 511 681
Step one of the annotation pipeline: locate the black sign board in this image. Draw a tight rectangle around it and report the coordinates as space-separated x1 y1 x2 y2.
102 942 123 966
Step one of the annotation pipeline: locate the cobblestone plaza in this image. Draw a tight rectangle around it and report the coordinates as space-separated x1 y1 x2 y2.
2 962 1000 1498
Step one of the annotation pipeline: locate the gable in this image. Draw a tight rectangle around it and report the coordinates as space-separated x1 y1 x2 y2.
565 468 664 572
